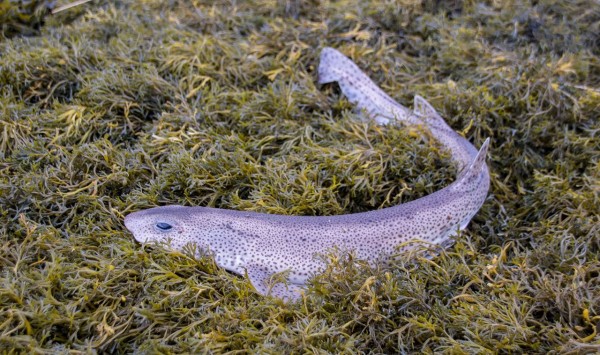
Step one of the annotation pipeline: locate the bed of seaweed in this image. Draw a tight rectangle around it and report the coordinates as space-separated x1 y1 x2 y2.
1 0 599 353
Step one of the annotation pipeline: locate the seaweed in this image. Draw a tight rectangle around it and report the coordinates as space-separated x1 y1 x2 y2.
0 0 598 353
0 0 56 38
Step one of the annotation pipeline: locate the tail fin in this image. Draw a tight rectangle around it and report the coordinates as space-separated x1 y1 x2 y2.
318 47 413 125
319 49 447 130
318 47 351 84
452 138 490 191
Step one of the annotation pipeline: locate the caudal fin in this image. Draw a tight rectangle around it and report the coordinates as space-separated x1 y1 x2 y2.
318 47 353 84
319 49 446 129
318 47 414 125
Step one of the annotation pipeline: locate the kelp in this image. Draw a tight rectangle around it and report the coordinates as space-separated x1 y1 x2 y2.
0 0 599 353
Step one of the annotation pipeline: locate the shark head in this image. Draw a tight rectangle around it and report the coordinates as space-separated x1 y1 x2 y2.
125 205 252 276
124 205 250 256
124 205 205 250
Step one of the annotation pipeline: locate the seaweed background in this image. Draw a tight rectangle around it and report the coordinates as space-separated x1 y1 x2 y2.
0 0 599 353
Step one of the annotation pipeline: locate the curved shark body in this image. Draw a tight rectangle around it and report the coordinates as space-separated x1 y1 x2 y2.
124 48 490 300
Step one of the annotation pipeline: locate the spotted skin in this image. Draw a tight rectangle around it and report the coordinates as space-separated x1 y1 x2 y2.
124 47 490 301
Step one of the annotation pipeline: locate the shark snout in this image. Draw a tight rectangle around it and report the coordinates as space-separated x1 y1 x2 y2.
123 209 177 243
123 213 134 232
123 212 144 241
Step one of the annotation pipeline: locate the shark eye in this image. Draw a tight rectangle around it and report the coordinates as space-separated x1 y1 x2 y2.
155 222 173 232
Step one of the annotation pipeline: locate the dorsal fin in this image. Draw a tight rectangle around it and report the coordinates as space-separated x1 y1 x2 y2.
413 95 438 117
413 95 451 129
452 138 490 191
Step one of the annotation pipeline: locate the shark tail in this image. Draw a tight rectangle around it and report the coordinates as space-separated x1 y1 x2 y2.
318 47 413 125
318 47 349 85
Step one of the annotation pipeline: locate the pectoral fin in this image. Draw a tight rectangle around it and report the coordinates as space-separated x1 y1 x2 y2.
245 263 305 302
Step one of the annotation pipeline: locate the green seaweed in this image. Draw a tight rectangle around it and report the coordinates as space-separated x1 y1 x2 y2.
0 0 55 38
0 0 598 353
